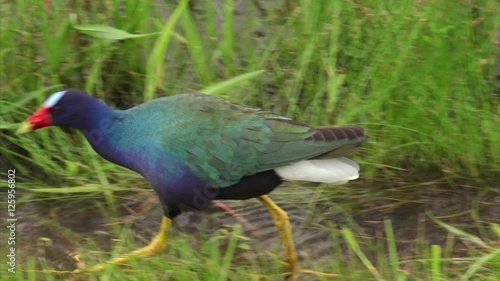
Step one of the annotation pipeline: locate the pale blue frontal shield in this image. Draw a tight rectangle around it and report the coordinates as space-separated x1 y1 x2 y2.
43 91 66 107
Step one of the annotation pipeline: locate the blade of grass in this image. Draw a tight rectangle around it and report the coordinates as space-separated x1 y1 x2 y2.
74 24 158 40
384 219 400 280
144 0 189 101
460 248 500 281
342 228 384 281
218 225 242 281
329 228 346 280
205 0 218 46
181 8 213 85
324 0 343 114
491 224 500 237
201 70 265 95
428 211 491 250
442 231 456 270
42 16 72 69
29 183 129 193
221 0 235 75
431 245 441 281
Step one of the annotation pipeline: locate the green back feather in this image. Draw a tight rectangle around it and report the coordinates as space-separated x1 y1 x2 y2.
127 94 360 187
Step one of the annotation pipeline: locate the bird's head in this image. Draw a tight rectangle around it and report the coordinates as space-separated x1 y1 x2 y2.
17 89 99 134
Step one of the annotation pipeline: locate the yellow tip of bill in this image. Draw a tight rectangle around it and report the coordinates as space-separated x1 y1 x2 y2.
17 121 34 134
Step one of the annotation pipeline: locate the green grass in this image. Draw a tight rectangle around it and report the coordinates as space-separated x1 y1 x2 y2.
1 0 498 280
2 0 497 178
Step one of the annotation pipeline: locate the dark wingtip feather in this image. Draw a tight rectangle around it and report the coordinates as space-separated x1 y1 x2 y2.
307 125 366 159
308 125 366 144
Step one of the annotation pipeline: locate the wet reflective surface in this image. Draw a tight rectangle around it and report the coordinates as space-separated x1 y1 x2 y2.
1 178 498 274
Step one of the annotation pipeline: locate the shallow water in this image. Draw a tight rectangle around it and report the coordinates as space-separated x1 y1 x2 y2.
1 178 498 272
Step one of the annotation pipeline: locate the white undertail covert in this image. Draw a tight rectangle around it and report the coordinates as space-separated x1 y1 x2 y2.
274 157 360 185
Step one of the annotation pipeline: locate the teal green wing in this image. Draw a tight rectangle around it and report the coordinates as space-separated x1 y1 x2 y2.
155 94 364 187
256 119 364 171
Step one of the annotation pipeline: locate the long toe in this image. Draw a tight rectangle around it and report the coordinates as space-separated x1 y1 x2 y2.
71 217 172 273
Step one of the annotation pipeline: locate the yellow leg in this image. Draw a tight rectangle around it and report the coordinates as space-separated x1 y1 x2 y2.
257 195 337 280
74 216 172 272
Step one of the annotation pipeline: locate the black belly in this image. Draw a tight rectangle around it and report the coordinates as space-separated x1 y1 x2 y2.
215 170 282 200
163 170 282 218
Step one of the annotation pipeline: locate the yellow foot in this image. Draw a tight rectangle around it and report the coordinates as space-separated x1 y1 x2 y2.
71 216 172 273
257 196 337 280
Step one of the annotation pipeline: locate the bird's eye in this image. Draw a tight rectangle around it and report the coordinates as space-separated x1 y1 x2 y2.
51 106 62 113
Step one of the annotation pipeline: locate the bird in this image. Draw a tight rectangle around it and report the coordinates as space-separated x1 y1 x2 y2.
17 89 366 280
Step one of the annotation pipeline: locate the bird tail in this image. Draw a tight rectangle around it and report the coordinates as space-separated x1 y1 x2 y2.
273 125 365 185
